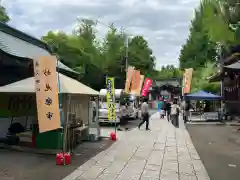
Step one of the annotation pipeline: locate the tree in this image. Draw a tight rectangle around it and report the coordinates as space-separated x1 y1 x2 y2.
179 4 217 70
42 20 157 90
0 6 10 23
128 36 156 76
154 65 182 80
178 0 223 93
201 0 236 46
191 62 220 93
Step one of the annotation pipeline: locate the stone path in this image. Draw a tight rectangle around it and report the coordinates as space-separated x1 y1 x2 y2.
63 113 210 180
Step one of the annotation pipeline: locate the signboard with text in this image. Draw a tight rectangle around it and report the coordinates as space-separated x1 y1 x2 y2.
34 56 60 133
106 77 116 121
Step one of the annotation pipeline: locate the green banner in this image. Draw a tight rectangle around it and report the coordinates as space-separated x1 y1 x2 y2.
0 94 36 117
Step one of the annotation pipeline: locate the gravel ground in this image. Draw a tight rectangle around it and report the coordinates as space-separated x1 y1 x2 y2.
187 124 240 180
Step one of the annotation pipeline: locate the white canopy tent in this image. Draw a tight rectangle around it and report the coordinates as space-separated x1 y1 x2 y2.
0 73 100 150
0 73 99 95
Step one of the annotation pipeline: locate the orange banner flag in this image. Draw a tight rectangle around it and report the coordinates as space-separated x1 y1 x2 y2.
130 70 141 95
183 68 193 94
34 56 61 133
124 67 134 94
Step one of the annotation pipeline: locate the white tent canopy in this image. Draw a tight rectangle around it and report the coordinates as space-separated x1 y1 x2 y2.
0 73 99 95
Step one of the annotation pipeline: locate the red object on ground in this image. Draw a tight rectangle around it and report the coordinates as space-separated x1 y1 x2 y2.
110 132 117 141
56 153 71 165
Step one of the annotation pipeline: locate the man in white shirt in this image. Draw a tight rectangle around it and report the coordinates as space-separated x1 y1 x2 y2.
138 97 150 130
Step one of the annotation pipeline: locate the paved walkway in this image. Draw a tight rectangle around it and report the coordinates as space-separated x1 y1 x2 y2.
63 113 210 180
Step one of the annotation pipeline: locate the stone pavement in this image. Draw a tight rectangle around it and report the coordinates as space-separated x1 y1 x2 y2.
63 113 210 180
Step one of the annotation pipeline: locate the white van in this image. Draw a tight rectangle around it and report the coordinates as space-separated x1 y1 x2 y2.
98 89 123 124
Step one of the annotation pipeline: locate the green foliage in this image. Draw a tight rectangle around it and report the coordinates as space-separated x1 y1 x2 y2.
179 2 217 70
177 0 240 93
191 62 220 93
154 65 182 80
201 0 236 46
0 6 10 23
42 20 156 90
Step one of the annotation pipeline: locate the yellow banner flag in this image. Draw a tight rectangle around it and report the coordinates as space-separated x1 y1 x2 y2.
106 77 116 121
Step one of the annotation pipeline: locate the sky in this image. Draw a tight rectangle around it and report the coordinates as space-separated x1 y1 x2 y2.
3 0 199 69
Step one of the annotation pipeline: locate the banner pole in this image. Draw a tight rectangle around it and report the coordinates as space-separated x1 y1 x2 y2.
56 56 65 165
113 77 117 135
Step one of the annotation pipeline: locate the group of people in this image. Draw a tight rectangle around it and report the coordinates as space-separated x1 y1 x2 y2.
117 97 191 131
159 99 182 127
138 97 191 129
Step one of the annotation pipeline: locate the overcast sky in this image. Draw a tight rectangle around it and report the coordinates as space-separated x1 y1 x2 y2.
4 0 199 69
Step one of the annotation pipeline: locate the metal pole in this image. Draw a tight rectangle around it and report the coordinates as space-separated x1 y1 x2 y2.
217 43 223 98
55 42 66 164
124 35 128 75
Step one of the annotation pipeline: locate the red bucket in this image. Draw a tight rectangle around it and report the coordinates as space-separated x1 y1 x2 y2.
56 153 71 165
110 132 117 141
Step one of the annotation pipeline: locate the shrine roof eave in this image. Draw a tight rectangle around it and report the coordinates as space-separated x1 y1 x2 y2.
208 72 223 82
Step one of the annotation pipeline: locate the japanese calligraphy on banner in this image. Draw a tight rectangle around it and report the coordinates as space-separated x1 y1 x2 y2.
130 69 141 95
124 67 135 94
106 77 116 121
183 68 193 94
141 78 153 97
34 56 60 133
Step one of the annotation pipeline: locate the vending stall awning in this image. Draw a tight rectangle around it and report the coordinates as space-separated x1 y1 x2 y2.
0 73 99 95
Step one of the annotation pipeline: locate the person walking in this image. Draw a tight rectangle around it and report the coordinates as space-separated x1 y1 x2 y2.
138 97 150 130
170 98 180 128
166 101 171 121
181 99 191 123
160 101 166 119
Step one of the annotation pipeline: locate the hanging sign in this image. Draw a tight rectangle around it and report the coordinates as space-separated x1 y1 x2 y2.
130 70 141 95
141 78 153 97
106 77 116 121
124 66 135 94
34 56 61 133
134 75 145 96
183 68 193 94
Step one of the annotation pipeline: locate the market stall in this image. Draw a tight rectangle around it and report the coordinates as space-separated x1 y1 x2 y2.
185 90 222 121
0 73 99 152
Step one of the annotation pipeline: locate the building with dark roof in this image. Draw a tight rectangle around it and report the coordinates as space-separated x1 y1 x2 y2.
150 78 182 100
0 22 78 86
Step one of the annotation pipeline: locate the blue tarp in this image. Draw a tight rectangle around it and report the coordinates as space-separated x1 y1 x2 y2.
185 90 222 100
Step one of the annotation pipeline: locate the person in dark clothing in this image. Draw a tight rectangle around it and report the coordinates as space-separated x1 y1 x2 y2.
182 100 191 123
165 102 171 121
160 102 166 119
